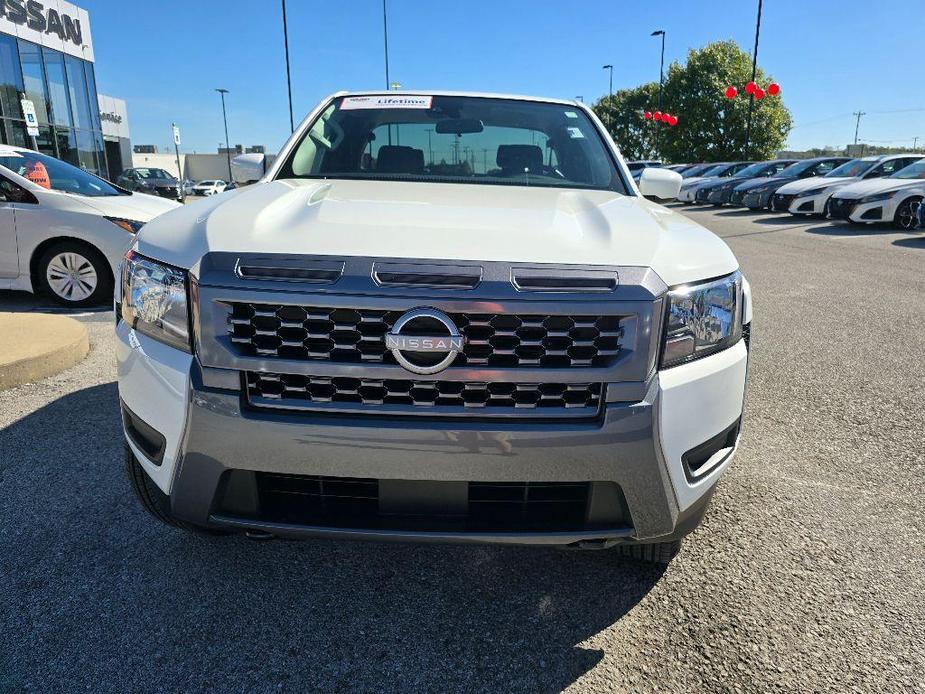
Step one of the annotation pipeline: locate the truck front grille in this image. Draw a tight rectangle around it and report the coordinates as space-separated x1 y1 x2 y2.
246 372 602 415
228 303 622 368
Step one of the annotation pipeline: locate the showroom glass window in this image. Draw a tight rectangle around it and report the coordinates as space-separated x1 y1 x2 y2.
0 36 107 177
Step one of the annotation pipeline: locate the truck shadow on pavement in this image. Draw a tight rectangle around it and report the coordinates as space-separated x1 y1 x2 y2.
2 382 664 693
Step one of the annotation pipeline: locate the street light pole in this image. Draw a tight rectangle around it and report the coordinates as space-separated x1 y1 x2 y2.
382 0 390 90
281 0 294 133
215 88 232 181
651 30 665 157
602 64 613 130
744 0 763 159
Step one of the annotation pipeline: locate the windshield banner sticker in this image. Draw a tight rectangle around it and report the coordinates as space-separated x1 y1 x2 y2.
341 95 433 110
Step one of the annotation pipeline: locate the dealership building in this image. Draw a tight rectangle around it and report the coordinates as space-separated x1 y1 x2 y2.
0 0 129 178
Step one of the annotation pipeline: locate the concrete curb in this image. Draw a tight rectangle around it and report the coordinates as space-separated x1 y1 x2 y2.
0 312 90 391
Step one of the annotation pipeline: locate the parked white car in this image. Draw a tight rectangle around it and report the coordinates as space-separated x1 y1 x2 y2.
828 158 925 229
116 90 751 566
0 147 180 306
778 154 923 218
192 179 227 196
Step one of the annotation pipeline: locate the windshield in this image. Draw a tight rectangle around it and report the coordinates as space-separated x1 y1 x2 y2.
826 159 875 178
890 161 925 179
135 168 173 180
777 160 817 176
681 164 712 178
198 180 216 185
698 164 730 177
277 95 626 193
735 161 785 178
0 149 123 197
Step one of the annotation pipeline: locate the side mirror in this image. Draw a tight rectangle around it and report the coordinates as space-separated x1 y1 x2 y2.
638 167 682 201
232 153 267 183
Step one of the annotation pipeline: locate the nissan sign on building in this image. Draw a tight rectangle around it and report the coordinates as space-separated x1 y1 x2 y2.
0 0 123 179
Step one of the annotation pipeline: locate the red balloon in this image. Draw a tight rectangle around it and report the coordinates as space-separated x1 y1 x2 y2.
767 82 781 96
754 88 765 100
725 86 738 99
653 111 662 121
670 115 679 126
745 81 757 95
644 111 652 119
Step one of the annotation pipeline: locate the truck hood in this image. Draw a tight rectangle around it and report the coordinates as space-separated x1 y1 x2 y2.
136 178 738 287
774 176 856 195
832 177 925 199
70 192 181 221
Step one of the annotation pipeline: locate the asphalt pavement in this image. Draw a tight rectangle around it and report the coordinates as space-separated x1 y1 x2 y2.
2 207 923 693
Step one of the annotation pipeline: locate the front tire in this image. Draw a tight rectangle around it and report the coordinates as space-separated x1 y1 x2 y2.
894 197 922 231
37 241 112 307
125 447 229 535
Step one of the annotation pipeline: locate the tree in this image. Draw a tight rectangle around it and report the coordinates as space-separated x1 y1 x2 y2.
594 41 792 163
593 83 660 160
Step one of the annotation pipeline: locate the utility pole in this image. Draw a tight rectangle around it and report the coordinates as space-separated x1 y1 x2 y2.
215 88 232 181
382 0 390 90
744 0 763 158
281 0 294 132
602 65 613 130
853 111 865 145
172 123 183 200
912 136 918 151
651 30 665 157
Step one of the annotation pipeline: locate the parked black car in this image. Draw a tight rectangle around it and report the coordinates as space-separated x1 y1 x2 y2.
116 167 182 201
701 160 797 206
734 156 851 211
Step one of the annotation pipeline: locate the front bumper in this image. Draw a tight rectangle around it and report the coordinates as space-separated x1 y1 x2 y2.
831 197 890 224
787 192 828 216
741 190 773 209
677 185 702 203
116 325 749 546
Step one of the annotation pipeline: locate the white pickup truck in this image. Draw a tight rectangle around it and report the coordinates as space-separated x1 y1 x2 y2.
116 91 751 564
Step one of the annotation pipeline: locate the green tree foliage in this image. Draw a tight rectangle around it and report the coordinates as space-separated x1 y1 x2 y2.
594 41 792 163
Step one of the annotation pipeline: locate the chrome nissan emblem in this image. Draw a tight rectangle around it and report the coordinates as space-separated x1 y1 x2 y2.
385 308 464 375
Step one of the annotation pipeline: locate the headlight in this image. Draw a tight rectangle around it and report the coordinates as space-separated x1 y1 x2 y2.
660 272 743 369
120 250 192 352
105 216 146 234
859 191 896 204
749 183 776 194
796 186 830 198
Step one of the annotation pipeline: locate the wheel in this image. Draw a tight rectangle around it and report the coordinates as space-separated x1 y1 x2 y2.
125 446 230 535
37 241 112 307
615 540 682 565
894 197 922 231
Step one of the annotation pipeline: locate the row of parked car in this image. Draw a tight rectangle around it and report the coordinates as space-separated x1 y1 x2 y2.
629 154 925 230
114 167 234 201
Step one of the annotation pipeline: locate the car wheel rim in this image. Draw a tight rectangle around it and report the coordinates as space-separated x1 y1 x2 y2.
898 203 915 230
46 252 97 301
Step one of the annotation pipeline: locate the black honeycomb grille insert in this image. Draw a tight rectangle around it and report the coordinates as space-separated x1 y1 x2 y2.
228 303 623 368
246 372 602 412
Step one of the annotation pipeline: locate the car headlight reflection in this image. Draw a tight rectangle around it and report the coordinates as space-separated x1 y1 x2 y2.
120 250 192 352
660 272 743 369
859 191 896 204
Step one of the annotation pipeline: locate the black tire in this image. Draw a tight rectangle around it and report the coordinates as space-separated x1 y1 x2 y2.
36 240 113 307
893 197 922 231
615 540 682 565
125 447 230 535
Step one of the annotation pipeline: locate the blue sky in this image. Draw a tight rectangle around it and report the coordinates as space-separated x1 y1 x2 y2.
81 0 924 154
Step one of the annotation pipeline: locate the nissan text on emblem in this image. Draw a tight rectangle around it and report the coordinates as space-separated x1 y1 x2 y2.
385 308 465 375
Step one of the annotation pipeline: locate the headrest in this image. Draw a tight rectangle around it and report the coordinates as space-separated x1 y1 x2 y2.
496 145 543 172
376 145 425 174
